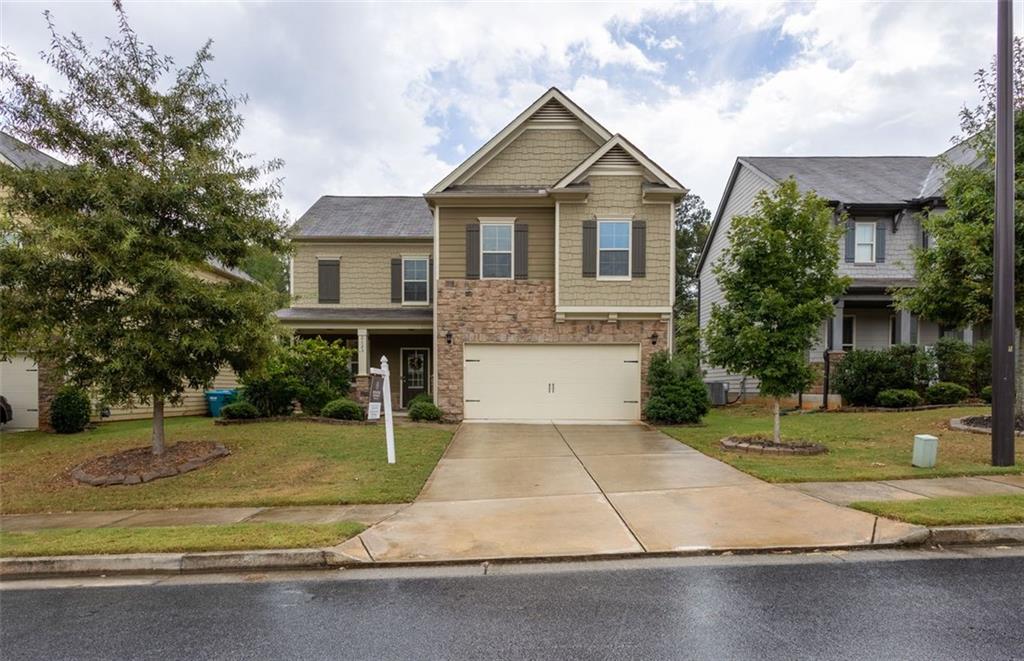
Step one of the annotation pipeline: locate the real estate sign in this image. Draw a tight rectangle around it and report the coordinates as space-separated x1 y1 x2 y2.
367 373 384 421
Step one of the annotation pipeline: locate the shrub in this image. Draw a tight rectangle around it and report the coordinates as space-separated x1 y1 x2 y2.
407 392 433 407
876 388 922 408
408 400 443 422
926 381 970 405
240 366 298 418
49 386 92 434
832 347 933 406
972 341 992 395
321 398 364 421
281 339 353 415
643 351 709 424
934 337 973 388
981 385 993 403
221 401 260 419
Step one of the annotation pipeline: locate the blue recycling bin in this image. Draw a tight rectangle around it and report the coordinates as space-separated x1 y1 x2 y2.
205 389 238 417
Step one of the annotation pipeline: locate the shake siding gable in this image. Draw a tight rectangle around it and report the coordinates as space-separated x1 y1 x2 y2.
465 129 600 187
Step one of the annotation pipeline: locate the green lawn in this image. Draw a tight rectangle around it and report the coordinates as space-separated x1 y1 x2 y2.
0 416 454 513
0 522 365 557
850 494 1024 526
660 405 1024 483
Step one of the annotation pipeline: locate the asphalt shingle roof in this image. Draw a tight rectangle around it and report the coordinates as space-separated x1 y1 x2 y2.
0 131 64 170
742 156 937 205
291 196 433 239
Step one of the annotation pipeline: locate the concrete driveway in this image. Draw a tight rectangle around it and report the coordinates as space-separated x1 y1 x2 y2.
354 423 925 562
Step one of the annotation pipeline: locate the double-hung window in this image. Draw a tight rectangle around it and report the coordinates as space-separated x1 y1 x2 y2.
854 222 876 264
481 223 513 279
598 220 630 278
402 257 429 304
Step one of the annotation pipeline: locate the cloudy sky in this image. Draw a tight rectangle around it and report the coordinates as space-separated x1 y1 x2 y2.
0 1 1014 222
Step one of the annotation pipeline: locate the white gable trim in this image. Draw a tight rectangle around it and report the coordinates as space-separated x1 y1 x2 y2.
427 88 612 194
552 134 686 191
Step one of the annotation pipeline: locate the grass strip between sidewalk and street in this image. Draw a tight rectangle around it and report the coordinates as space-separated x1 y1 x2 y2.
850 494 1024 526
0 521 365 557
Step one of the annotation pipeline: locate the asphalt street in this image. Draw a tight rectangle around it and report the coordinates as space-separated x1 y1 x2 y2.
2 550 1023 660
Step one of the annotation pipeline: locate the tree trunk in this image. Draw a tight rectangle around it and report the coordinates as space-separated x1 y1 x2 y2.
773 397 781 444
152 398 166 456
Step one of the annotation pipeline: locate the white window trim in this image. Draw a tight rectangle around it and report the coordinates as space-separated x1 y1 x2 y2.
479 220 514 280
597 219 632 281
401 255 430 306
842 314 856 351
854 221 876 265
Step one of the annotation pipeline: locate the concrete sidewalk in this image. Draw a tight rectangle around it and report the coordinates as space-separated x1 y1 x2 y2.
1 504 403 533
354 423 926 562
782 474 1024 506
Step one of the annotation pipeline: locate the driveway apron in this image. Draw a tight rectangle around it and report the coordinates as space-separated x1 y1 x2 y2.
356 423 925 562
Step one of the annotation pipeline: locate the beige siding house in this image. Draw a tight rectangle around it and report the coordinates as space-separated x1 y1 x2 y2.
278 88 686 421
697 145 984 405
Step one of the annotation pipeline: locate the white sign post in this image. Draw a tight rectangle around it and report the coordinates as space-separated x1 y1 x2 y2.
369 356 396 464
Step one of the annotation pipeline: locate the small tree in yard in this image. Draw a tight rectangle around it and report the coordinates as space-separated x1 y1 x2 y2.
895 39 1024 416
0 3 287 454
704 179 849 442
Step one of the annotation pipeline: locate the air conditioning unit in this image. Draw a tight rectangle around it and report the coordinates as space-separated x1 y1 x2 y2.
706 381 729 406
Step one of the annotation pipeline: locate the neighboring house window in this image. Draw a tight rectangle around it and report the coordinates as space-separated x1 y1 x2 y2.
854 222 876 264
842 315 855 351
481 223 513 279
402 257 429 304
318 258 340 304
598 220 631 278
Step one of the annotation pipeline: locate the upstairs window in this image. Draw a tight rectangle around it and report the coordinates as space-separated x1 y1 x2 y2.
598 220 630 278
481 223 513 279
854 222 876 264
402 257 429 304
317 258 340 304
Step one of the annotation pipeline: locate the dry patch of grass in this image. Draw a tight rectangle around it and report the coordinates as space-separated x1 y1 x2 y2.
660 404 1023 483
0 416 454 513
0 522 364 557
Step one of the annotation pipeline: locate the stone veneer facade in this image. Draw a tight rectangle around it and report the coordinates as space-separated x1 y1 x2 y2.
435 279 668 420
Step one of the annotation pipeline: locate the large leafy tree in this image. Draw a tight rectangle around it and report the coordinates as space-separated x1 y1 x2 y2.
674 193 711 362
704 180 849 442
895 38 1024 415
0 2 287 453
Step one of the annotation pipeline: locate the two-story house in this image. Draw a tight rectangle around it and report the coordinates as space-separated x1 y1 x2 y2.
279 88 686 421
696 142 984 404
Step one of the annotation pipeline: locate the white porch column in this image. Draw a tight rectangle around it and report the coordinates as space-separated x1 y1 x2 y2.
830 300 845 351
899 308 913 345
357 328 369 376
962 325 974 345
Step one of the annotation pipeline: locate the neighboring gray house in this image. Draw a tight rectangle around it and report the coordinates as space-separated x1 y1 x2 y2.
696 142 984 403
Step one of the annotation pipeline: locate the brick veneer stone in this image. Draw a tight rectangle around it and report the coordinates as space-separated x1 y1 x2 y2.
435 278 668 420
35 360 61 432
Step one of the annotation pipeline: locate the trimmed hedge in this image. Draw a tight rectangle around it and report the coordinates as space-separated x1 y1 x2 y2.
221 401 260 420
409 400 443 422
981 385 993 404
925 381 970 405
876 388 922 409
643 351 709 424
832 347 933 407
407 393 433 408
49 386 92 434
321 398 364 421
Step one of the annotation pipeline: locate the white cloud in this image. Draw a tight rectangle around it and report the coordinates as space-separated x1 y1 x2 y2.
0 0 1002 220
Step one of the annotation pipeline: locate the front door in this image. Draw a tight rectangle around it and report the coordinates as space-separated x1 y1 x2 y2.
401 348 429 408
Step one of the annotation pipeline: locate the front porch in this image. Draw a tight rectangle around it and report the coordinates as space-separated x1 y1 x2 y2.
276 307 434 410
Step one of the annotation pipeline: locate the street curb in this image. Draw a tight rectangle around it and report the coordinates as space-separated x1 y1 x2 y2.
928 524 1024 545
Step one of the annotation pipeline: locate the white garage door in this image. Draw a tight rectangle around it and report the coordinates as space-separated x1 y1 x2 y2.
0 356 40 430
463 344 641 421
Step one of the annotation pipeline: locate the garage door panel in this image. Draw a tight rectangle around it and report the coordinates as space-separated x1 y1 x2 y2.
464 344 640 421
0 356 40 430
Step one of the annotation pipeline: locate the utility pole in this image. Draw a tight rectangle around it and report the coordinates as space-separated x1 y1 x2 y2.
992 0 1016 466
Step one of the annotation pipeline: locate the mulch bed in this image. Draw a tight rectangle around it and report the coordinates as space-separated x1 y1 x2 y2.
70 441 230 487
957 415 1024 434
720 435 828 456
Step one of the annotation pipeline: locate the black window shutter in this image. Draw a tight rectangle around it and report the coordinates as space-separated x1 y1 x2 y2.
390 258 402 303
631 220 646 277
875 221 886 263
318 259 340 304
844 220 855 263
465 224 480 279
428 257 434 302
922 229 930 250
514 223 529 280
582 220 597 278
